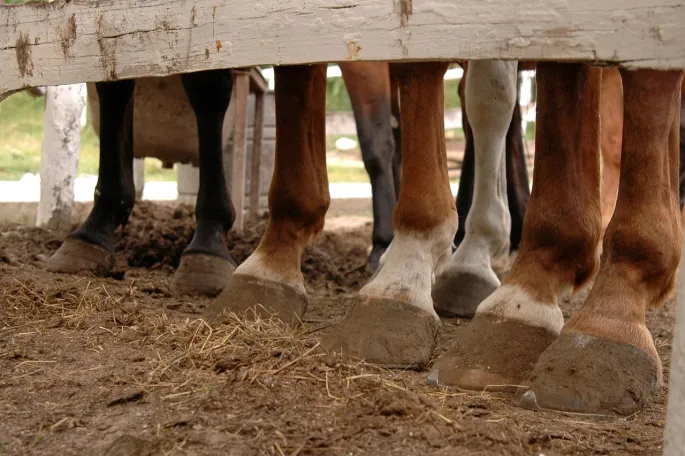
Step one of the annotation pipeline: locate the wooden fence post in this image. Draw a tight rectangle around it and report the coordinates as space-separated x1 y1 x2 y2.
36 83 86 232
664 233 685 455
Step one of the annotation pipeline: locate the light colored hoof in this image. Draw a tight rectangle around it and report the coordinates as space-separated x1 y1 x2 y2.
203 274 308 327
427 315 557 392
515 332 660 415
432 269 499 318
170 253 235 297
322 296 439 370
45 237 115 276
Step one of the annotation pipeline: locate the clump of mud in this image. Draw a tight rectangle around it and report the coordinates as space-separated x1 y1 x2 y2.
115 202 197 269
0 201 373 289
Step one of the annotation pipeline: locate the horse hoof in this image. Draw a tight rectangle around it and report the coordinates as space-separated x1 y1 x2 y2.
427 315 557 392
322 296 439 369
45 237 115 276
432 269 499 318
170 253 235 297
203 274 308 327
515 332 660 415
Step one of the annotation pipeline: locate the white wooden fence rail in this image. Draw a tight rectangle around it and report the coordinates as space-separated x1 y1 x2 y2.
1 0 685 101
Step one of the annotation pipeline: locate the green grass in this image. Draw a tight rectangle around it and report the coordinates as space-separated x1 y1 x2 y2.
1 83 522 185
0 92 369 183
0 92 177 181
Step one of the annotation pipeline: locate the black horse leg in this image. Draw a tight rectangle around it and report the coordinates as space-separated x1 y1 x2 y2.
170 69 237 296
340 62 397 270
46 79 136 275
454 73 475 249
503 75 531 251
390 73 403 197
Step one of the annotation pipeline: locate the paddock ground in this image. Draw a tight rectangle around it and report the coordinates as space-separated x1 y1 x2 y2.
0 201 672 455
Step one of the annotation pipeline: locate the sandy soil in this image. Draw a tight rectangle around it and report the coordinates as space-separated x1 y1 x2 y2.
0 201 672 455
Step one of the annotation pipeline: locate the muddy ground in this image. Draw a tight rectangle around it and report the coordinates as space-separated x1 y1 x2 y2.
0 201 673 455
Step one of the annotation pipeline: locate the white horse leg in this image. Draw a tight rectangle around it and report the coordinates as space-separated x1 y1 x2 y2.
432 60 517 318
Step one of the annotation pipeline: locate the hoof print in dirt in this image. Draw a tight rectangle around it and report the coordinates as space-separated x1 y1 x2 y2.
515 332 661 415
170 253 236 297
322 296 439 369
432 270 499 318
45 237 115 276
427 315 557 392
203 274 308 326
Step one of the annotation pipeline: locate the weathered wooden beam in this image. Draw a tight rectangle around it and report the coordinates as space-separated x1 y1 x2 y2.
2 0 685 100
249 90 265 222
665 233 685 455
231 70 250 232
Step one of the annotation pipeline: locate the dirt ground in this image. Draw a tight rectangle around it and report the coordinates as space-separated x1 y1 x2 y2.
0 201 673 455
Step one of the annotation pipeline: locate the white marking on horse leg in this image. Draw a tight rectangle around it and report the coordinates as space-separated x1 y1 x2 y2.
476 284 565 334
234 246 307 296
361 215 458 317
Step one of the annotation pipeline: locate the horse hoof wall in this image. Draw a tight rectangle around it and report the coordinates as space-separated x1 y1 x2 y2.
514 332 661 415
322 296 439 369
171 253 235 297
432 270 499 318
45 237 115 276
428 315 557 392
203 274 308 327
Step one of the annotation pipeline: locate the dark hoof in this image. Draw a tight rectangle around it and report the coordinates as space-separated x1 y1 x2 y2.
427 315 557 392
45 237 115 276
170 253 236 297
432 269 499 318
515 332 661 415
322 296 439 369
203 274 308 326
367 244 388 271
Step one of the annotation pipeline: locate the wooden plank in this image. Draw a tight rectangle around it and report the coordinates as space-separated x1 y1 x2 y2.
249 91 265 221
665 233 685 455
249 67 268 94
231 70 250 232
2 0 685 100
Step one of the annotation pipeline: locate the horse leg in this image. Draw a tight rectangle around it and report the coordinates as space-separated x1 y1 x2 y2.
170 69 236 296
432 60 517 318
339 62 397 270
679 87 685 219
598 67 624 253
323 62 456 368
46 79 136 275
429 63 602 392
204 64 329 325
390 73 402 196
517 68 683 415
455 64 530 255
454 65 475 249
505 73 531 253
